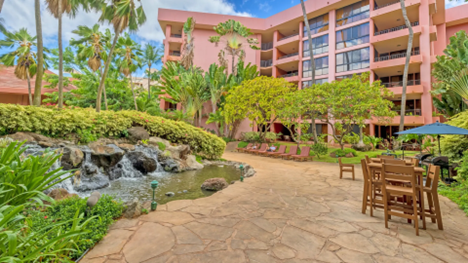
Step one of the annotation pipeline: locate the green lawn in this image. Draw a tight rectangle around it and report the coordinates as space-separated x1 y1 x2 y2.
271 141 420 164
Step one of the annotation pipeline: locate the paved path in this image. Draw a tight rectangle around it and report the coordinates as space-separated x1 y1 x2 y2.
82 152 468 263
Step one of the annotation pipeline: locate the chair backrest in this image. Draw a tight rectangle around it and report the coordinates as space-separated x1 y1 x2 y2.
412 158 419 167
277 145 287 153
246 143 253 148
378 155 395 160
365 155 372 164
361 159 370 182
338 157 343 166
300 146 310 156
259 143 268 151
382 159 406 165
381 164 417 193
288 145 298 155
426 165 440 191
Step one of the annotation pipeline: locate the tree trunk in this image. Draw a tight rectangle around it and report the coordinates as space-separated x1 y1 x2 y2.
57 0 63 108
96 28 120 112
399 0 414 133
211 99 221 136
300 0 318 144
130 74 138 111
99 67 108 110
0 0 4 13
33 0 44 106
231 54 236 75
147 64 151 99
358 126 364 145
27 70 33 105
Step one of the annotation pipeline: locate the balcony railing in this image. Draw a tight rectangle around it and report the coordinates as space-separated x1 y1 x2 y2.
261 59 273 67
374 49 420 62
278 52 299 60
392 109 422 116
374 21 419 36
374 1 400 10
279 72 299 78
279 33 299 41
169 51 181 56
261 42 273 50
170 34 182 38
381 79 421 87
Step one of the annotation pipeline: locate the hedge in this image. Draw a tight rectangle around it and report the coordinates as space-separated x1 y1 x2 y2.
440 111 468 160
0 104 226 159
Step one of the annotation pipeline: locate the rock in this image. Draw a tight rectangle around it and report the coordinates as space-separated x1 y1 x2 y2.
159 154 180 172
128 127 150 143
89 143 124 169
60 147 84 170
118 143 135 152
7 132 36 142
345 153 354 158
166 192 175 197
201 178 228 191
352 143 372 152
183 190 188 193
124 198 142 218
75 167 110 192
329 152 337 158
183 155 204 171
47 188 78 201
87 191 102 208
126 151 157 174
38 141 54 148
166 144 191 160
148 137 171 148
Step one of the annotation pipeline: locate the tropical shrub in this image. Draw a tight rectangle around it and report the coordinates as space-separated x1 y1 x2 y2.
312 142 328 159
343 133 359 144
0 104 226 159
29 195 124 259
438 180 468 216
241 132 277 142
439 111 468 160
332 148 357 157
455 151 468 181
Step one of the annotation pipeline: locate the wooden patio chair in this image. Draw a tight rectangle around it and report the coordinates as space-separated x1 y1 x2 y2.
262 145 286 157
361 159 384 215
382 159 406 165
253 143 270 155
247 143 268 154
412 158 419 167
243 143 259 153
339 157 355 180
381 164 421 236
291 146 314 162
236 143 252 153
418 165 443 230
278 145 298 160
378 155 395 160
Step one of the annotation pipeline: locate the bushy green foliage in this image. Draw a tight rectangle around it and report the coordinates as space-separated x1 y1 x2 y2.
195 155 203 164
241 131 277 142
343 133 359 144
440 111 468 160
0 104 226 159
312 142 328 159
156 142 166 151
438 180 468 216
29 195 123 259
237 141 249 148
455 151 468 180
332 148 357 157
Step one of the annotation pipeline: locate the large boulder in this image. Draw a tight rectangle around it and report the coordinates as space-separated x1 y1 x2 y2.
89 143 124 169
60 146 84 170
148 137 170 148
87 191 101 208
47 188 78 201
128 127 149 143
7 132 36 142
75 167 110 192
201 178 228 191
118 143 135 152
352 143 372 152
126 151 157 174
166 144 191 160
124 198 142 218
181 155 204 171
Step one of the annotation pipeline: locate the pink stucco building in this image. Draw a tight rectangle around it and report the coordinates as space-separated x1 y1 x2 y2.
158 0 468 140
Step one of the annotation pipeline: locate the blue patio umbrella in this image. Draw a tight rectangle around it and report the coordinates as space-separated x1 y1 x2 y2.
395 121 468 155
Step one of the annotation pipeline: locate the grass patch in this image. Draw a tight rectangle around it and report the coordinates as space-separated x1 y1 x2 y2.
438 180 468 216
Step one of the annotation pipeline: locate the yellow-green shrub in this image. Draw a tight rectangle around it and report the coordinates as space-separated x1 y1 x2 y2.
440 111 468 160
0 104 226 159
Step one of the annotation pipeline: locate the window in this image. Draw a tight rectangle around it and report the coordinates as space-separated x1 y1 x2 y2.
303 56 329 78
336 0 369 27
302 78 328 88
335 73 364 81
303 34 329 57
303 14 329 35
336 48 369 73
336 23 369 50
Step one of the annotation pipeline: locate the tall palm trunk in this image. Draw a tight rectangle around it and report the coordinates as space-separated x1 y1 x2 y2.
399 0 414 133
57 0 64 108
27 70 33 105
130 74 138 111
99 67 108 110
96 25 121 112
33 0 44 106
0 0 4 13
231 54 235 75
147 64 151 99
300 0 318 144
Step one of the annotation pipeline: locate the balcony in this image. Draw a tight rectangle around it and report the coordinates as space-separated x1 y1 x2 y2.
374 1 400 10
275 52 299 66
372 115 425 125
261 59 273 68
170 34 182 38
374 21 419 36
278 72 299 82
392 109 422 116
276 33 300 47
261 42 273 51
374 49 420 62
168 34 183 44
167 51 181 61
381 79 420 88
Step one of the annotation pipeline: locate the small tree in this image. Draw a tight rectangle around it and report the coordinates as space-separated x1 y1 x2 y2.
224 76 296 141
318 73 396 150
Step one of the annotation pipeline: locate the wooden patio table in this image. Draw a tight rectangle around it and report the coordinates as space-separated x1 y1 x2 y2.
367 162 427 229
370 158 412 165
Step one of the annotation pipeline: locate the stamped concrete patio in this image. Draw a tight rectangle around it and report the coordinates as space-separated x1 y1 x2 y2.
81 152 468 263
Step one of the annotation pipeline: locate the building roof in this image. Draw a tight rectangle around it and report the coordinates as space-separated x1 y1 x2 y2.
0 66 75 95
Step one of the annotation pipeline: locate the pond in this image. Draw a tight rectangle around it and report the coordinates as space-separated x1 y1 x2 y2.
79 165 241 204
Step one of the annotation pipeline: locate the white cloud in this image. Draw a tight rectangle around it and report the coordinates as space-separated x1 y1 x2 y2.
0 0 251 47
446 0 467 9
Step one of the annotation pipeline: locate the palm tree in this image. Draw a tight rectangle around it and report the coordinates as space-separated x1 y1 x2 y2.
181 17 195 70
399 0 414 133
160 62 196 116
0 28 39 105
95 0 146 112
71 24 111 110
117 33 142 111
34 0 45 106
209 19 260 75
300 0 318 144
45 0 81 108
0 0 4 13
447 69 468 105
185 71 209 126
141 43 162 99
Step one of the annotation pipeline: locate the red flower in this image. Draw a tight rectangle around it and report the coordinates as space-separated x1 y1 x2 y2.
185 133 188 136
162 121 164 123
44 216 48 219
145 120 149 122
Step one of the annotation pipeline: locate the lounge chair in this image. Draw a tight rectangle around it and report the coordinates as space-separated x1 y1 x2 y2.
291 146 314 162
236 143 252 153
254 144 270 155
262 145 286 157
247 143 268 154
277 145 298 159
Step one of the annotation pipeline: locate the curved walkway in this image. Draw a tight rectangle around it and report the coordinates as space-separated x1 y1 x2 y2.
82 152 468 263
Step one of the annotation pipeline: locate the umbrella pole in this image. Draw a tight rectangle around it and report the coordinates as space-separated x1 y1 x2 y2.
438 134 441 156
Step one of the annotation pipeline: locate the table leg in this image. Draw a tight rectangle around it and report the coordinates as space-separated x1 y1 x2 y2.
419 173 426 230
